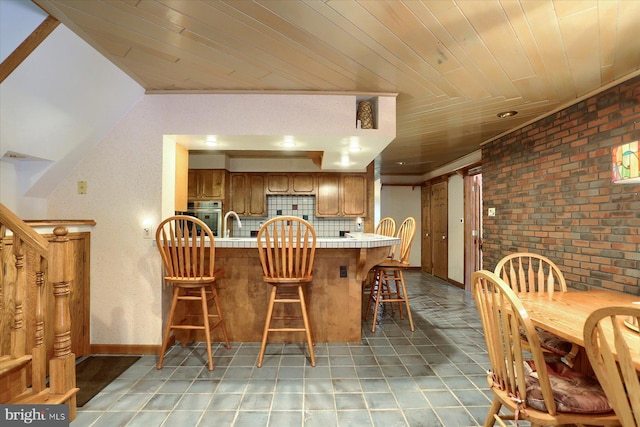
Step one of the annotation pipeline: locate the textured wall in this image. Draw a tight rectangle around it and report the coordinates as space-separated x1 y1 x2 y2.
482 76 640 295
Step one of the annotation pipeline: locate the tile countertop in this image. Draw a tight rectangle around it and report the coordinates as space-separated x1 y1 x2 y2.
215 232 400 249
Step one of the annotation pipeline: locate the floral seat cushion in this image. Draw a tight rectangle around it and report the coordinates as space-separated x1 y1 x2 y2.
520 327 573 356
535 328 573 356
523 359 613 414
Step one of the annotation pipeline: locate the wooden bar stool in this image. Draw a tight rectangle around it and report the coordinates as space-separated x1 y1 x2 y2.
256 216 316 368
155 215 231 371
362 217 396 300
365 217 416 332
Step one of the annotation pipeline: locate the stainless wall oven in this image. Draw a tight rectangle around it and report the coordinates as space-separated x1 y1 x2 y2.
183 201 223 237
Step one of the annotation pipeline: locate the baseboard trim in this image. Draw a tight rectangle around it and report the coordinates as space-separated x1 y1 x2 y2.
448 278 464 289
90 344 161 355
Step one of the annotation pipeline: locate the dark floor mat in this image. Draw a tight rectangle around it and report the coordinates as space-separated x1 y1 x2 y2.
74 355 140 407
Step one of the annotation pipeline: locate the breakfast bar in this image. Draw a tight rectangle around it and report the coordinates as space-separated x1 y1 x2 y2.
177 233 399 343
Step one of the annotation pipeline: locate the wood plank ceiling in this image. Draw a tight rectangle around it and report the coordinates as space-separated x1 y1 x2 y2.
33 0 640 178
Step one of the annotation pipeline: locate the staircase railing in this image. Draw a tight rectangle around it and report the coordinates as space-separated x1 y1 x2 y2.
0 203 78 419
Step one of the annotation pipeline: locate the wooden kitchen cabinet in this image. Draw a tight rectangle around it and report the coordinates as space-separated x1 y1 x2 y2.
188 169 225 200
228 173 266 216
316 173 366 217
266 173 315 195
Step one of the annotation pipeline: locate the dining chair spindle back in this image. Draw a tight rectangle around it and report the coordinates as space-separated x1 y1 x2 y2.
584 305 640 427
494 252 577 361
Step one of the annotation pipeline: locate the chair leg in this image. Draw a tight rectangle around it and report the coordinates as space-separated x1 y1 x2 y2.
297 285 315 367
371 276 384 332
397 270 414 331
364 275 376 321
210 283 231 349
200 286 214 371
257 286 277 368
158 287 180 369
484 397 502 427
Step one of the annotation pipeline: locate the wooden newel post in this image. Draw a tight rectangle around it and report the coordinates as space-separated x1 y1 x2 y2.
48 226 77 415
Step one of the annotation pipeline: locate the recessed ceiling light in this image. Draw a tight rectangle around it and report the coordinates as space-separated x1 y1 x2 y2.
348 146 362 153
204 136 218 146
497 110 518 118
282 136 295 147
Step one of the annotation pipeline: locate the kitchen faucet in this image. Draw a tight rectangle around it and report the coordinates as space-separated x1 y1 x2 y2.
223 211 242 238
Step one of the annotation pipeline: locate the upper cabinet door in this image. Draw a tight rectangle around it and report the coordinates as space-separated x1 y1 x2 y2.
292 174 315 194
266 173 316 195
316 174 341 216
188 170 225 200
266 174 290 194
200 170 225 199
341 174 366 217
229 173 266 216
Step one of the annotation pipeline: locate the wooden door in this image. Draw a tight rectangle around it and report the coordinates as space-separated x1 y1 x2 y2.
316 174 340 216
464 173 483 290
421 183 432 273
341 174 366 217
431 180 448 280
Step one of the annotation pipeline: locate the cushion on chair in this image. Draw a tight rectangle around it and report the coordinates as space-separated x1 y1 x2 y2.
523 359 613 414
535 328 573 356
520 327 573 356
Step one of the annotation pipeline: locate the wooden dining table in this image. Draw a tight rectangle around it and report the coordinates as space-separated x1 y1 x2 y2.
518 289 640 371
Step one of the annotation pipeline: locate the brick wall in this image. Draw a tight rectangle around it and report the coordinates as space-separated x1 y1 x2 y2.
482 76 640 295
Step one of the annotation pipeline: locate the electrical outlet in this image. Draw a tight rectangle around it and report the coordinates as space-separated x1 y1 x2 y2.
339 266 347 278
488 207 496 217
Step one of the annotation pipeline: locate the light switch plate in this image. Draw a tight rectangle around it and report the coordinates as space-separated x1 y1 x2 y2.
488 207 496 217
77 181 87 194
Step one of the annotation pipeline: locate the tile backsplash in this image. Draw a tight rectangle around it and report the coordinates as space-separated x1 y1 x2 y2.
228 195 362 238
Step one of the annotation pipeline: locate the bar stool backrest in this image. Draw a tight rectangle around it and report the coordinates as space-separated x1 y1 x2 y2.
257 216 316 282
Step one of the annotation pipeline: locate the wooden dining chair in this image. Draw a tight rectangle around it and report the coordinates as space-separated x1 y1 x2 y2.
256 216 317 368
471 270 620 427
155 215 231 371
584 305 640 427
365 217 416 332
494 252 578 362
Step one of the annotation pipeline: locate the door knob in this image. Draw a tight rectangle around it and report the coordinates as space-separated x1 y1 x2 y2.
442 235 446 239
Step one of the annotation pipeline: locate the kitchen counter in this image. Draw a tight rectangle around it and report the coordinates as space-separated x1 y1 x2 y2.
174 233 399 343
214 232 400 249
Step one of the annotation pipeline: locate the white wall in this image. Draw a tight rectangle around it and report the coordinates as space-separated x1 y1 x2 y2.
0 24 144 217
447 175 465 283
44 93 396 346
380 185 422 267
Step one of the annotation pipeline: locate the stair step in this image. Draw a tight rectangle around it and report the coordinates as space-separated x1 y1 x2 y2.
9 387 79 405
0 355 32 376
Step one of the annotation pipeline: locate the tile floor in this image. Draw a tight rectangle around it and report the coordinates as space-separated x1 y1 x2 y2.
71 271 523 427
